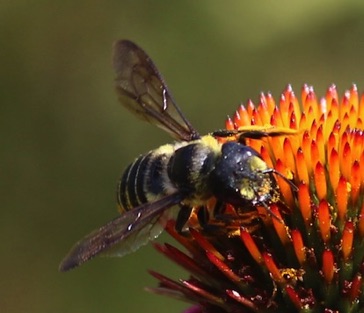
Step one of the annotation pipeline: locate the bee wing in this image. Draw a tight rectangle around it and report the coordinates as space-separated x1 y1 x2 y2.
59 193 183 272
113 40 200 141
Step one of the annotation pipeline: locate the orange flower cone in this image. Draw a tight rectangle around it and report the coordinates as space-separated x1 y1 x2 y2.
149 84 364 313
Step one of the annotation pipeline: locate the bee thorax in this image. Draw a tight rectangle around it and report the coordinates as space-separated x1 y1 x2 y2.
167 140 220 203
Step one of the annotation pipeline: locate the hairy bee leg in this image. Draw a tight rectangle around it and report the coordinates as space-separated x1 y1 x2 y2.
175 205 193 233
197 206 210 228
212 127 298 148
212 129 241 137
213 200 225 217
211 129 278 145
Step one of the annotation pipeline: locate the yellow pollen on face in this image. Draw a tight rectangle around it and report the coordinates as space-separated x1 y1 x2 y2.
239 180 254 200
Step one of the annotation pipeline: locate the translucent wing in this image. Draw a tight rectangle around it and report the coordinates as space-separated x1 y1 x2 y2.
113 40 199 141
59 193 183 272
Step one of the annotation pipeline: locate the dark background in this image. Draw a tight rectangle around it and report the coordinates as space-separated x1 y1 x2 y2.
2 1 364 312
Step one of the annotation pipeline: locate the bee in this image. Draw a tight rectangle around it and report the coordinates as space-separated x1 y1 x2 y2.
59 40 297 272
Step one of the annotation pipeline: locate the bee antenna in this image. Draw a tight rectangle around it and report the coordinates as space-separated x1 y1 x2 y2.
260 200 284 224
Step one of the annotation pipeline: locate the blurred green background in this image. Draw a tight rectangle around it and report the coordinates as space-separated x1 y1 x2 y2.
2 1 364 312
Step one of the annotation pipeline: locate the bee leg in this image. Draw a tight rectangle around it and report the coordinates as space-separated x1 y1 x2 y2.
212 129 239 137
212 129 271 141
175 205 193 233
213 200 225 217
197 206 210 228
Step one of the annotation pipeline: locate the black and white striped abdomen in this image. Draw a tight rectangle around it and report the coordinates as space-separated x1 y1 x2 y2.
117 143 182 212
117 135 222 212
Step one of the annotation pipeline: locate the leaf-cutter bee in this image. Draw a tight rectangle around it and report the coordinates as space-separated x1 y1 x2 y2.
59 40 297 272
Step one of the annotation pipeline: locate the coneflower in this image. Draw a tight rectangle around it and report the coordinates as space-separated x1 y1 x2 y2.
148 84 364 313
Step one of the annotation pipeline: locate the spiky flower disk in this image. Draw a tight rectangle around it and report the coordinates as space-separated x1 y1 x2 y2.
149 85 364 313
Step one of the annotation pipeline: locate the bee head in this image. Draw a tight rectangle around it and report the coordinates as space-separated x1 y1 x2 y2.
210 142 275 207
